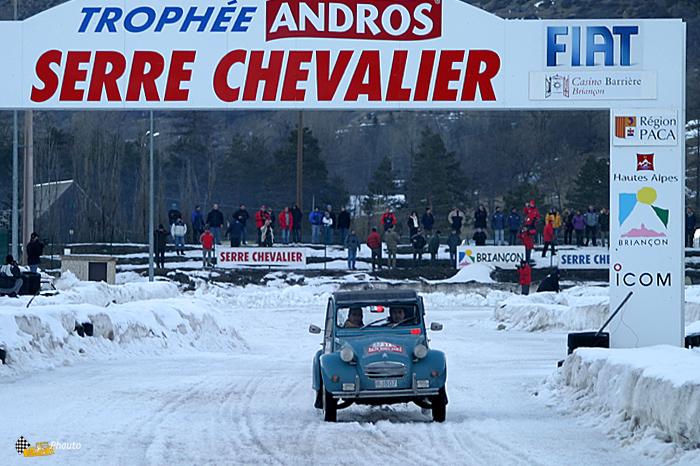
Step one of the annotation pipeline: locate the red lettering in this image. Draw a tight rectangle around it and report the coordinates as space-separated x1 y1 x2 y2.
462 50 500 101
433 50 464 101
386 50 410 101
60 51 91 101
316 51 352 101
295 252 302 262
31 50 62 103
243 51 284 101
344 50 381 101
214 49 246 102
126 51 165 101
88 51 126 101
414 50 435 101
165 51 196 101
281 51 312 101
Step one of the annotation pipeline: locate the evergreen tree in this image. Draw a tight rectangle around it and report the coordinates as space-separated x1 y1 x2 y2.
408 128 467 214
220 133 269 207
567 155 610 210
363 156 402 220
502 183 545 213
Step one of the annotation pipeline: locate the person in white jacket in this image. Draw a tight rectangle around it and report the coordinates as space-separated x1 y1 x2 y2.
170 217 188 256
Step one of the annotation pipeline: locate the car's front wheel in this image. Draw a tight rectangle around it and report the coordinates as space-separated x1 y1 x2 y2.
322 389 337 422
430 388 447 422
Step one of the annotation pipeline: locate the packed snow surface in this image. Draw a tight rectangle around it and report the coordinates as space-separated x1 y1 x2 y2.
1 266 699 465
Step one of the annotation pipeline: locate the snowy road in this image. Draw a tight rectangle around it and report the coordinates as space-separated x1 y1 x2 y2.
3 304 663 465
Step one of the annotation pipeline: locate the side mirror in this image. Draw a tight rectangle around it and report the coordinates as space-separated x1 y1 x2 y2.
430 322 443 331
309 325 322 334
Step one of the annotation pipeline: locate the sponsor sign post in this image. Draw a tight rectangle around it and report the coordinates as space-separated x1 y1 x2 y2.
0 0 686 347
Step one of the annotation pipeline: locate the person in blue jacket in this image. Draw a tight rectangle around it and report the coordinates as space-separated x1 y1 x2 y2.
507 208 522 245
491 206 506 246
421 207 435 236
309 207 323 244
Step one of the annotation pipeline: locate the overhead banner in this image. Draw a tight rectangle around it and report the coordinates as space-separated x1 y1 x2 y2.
217 247 307 268
0 0 685 111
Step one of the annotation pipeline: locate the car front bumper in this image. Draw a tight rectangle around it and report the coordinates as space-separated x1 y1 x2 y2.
330 374 442 399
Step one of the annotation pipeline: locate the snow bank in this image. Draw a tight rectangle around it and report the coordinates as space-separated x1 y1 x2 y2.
0 277 243 376
553 347 700 460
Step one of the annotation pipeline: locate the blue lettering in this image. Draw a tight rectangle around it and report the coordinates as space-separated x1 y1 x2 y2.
613 26 638 66
212 7 237 32
79 7 101 33
586 26 614 66
124 7 156 33
585 255 591 264
546 26 568 66
155 7 184 32
232 7 256 32
96 7 123 33
547 25 638 67
180 7 215 32
571 26 581 66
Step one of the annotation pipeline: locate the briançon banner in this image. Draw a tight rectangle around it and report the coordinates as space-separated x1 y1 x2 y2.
217 247 306 268
0 0 686 348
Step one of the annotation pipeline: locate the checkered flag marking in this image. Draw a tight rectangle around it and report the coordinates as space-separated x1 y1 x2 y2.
15 436 30 455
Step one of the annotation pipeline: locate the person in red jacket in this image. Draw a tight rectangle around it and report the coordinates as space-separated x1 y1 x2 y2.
517 227 535 263
255 205 270 245
366 227 383 270
523 201 540 229
200 228 215 267
516 260 531 295
278 206 293 245
542 219 556 258
381 208 396 233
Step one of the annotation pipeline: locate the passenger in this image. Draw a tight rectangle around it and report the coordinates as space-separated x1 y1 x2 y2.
388 307 406 325
343 307 363 328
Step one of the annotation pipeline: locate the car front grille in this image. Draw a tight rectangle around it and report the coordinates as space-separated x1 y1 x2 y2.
364 361 407 379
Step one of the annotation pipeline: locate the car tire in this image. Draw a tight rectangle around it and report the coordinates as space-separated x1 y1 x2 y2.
430 388 446 422
322 389 337 422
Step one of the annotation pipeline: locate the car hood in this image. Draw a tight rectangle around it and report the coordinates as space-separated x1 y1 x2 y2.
337 333 424 366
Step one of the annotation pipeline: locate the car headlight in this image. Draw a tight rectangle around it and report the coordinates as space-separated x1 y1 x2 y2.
340 347 355 362
414 344 428 359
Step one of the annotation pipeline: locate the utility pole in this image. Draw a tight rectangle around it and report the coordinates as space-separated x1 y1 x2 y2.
297 110 303 209
22 110 33 265
11 0 19 259
149 111 155 282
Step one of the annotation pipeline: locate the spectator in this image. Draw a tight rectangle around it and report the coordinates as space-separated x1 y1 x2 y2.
517 227 535 263
562 210 574 245
337 207 351 247
345 228 361 270
322 211 334 245
366 227 383 271
448 206 466 234
545 207 562 246
542 219 556 257
154 224 168 268
584 205 599 246
260 219 274 247
447 230 461 268
491 207 506 246
599 207 610 247
507 208 521 245
428 230 441 264
523 201 540 229
474 204 488 229
232 204 250 245
407 210 420 238
472 227 487 246
170 217 187 256
290 204 303 244
325 205 337 244
200 227 215 267
537 269 561 293
168 203 182 227
381 208 396 233
0 254 23 297
572 210 586 247
421 207 435 236
190 205 205 244
266 206 276 230
206 204 225 245
278 206 293 245
687 207 697 248
384 226 400 269
516 260 531 296
309 206 323 244
26 232 44 273
255 205 271 245
410 228 427 267
226 218 244 247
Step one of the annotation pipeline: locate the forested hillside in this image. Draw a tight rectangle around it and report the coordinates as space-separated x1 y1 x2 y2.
0 0 698 242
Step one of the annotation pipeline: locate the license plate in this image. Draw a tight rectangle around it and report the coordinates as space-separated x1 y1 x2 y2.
375 379 398 389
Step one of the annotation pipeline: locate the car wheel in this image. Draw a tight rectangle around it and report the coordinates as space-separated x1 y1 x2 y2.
430 388 446 422
322 389 337 422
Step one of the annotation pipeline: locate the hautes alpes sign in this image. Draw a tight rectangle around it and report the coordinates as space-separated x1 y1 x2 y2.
0 0 686 349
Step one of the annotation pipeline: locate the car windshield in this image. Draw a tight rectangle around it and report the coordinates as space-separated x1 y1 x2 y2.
336 304 420 329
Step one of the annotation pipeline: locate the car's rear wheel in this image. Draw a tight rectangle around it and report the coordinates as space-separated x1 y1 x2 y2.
322 389 337 422
430 388 447 422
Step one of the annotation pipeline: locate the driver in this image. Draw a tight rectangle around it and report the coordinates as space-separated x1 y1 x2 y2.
343 307 363 328
388 307 406 325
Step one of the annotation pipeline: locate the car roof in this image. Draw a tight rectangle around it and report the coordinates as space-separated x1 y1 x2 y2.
333 290 419 305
